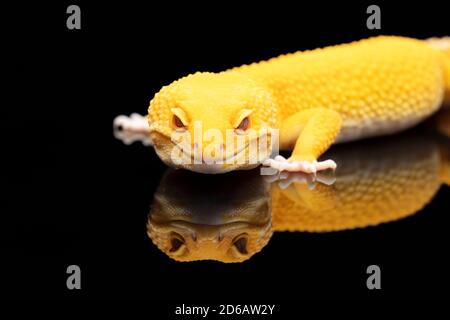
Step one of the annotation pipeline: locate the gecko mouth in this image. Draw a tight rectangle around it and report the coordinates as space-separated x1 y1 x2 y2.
150 130 273 168
173 143 249 164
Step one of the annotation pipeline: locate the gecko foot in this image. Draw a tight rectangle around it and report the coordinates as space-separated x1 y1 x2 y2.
113 113 153 146
113 113 149 133
262 155 337 174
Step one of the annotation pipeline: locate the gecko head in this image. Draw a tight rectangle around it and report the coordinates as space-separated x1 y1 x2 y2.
148 72 278 173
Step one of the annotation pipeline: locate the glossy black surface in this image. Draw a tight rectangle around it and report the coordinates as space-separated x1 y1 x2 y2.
3 1 450 303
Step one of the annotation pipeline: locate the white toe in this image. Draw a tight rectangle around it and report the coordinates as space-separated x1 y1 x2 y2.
263 156 337 174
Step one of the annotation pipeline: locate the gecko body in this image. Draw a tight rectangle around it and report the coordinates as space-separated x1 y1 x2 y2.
115 36 450 174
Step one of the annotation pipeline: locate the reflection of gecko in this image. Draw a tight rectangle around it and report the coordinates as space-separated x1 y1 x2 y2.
147 125 450 262
115 36 450 174
271 132 449 233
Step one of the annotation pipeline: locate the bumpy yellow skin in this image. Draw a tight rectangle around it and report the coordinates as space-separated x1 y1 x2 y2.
149 36 450 173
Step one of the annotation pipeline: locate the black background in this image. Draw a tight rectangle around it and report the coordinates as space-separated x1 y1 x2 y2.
3 0 450 306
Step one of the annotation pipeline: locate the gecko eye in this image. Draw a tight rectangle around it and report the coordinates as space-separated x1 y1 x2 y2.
236 117 250 131
169 232 185 252
172 115 185 128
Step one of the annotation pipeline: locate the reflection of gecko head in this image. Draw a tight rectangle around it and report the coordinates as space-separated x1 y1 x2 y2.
147 169 272 262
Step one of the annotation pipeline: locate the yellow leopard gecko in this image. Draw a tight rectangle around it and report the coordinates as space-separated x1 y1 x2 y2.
114 36 450 174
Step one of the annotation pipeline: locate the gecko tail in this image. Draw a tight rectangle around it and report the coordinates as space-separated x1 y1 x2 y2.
426 37 450 106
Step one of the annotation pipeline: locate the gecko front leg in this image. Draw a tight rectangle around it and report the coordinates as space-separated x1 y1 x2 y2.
263 108 342 174
113 113 153 146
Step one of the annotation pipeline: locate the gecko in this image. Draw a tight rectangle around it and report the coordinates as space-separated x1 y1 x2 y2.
114 36 450 174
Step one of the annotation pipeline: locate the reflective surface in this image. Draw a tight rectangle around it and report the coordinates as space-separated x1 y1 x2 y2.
148 112 450 262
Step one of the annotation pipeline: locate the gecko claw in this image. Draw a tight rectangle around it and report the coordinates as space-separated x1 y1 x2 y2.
113 113 149 132
263 156 337 174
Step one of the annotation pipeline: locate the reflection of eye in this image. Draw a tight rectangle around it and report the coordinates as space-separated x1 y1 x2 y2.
233 236 248 254
236 117 250 131
169 232 185 252
173 115 185 128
